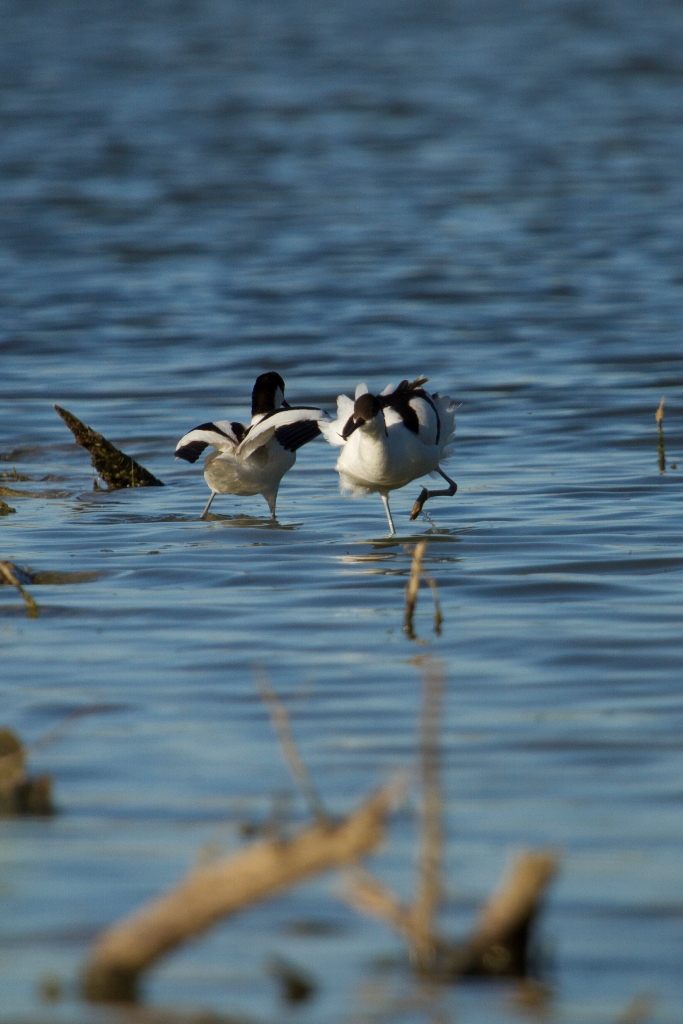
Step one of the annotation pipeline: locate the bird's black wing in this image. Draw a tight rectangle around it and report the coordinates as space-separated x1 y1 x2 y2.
273 419 322 452
175 421 244 463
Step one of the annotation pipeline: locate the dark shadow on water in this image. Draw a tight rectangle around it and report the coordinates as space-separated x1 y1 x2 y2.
72 512 200 523
30 570 105 585
365 530 461 549
339 531 461 575
204 513 297 531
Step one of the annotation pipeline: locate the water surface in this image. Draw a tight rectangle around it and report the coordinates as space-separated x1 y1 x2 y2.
2 1 683 1021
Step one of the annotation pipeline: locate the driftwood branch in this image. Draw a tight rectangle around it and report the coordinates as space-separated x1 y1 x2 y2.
53 405 164 489
340 866 428 951
341 848 557 980
81 781 399 1003
450 849 558 976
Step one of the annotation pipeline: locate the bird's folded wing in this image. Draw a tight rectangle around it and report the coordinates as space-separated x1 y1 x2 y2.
318 394 354 446
175 420 241 463
237 407 326 458
432 395 457 452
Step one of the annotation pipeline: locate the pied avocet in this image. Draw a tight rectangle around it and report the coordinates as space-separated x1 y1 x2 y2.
175 372 325 519
319 376 456 534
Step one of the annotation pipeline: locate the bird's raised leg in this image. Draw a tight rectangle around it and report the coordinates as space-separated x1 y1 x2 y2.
380 493 396 535
200 492 217 519
409 468 457 521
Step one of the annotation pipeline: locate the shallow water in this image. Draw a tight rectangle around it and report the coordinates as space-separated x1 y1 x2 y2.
2 0 683 1021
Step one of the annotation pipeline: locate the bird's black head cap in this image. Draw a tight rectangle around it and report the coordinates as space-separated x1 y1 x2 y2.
342 392 382 438
252 371 287 416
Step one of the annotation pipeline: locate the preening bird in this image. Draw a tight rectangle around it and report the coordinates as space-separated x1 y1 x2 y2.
175 371 325 519
319 377 457 535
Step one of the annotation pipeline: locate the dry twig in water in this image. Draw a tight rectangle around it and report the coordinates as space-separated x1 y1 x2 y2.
30 703 125 754
341 865 424 950
340 661 558 981
404 542 442 639
0 561 39 618
656 396 666 474
341 659 444 971
404 540 426 634
53 405 164 489
343 845 557 980
81 780 400 1003
256 672 328 823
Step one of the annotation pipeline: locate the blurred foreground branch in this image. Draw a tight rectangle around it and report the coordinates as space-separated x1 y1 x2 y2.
82 780 400 1003
411 660 443 968
255 672 328 824
340 658 558 980
0 727 53 815
614 992 656 1024
343 842 557 980
448 849 558 976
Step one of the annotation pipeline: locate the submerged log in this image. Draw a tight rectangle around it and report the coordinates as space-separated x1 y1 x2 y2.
449 849 558 977
343 848 557 980
81 781 398 1003
53 405 164 490
268 955 317 1003
0 727 53 816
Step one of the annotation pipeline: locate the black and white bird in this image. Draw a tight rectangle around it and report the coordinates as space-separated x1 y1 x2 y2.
319 377 457 535
175 372 326 519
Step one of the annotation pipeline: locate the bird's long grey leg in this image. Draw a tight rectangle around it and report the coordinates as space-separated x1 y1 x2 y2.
265 490 278 519
380 494 396 535
409 468 457 521
200 492 217 519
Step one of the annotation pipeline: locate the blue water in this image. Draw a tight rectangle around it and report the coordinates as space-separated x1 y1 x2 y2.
2 1 683 1021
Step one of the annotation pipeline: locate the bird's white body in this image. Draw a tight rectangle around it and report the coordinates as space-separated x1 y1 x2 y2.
320 379 456 533
201 416 298 510
176 373 325 518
